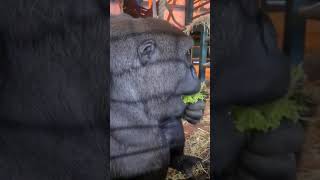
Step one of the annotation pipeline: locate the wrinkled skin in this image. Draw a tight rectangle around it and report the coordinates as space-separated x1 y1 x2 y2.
184 100 206 124
214 1 305 179
110 14 201 179
0 0 108 179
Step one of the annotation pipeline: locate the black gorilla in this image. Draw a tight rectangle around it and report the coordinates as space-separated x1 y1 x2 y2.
0 1 108 179
214 1 304 180
110 14 201 179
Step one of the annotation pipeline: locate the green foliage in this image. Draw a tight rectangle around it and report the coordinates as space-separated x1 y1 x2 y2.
232 65 309 132
182 83 207 105
182 91 206 105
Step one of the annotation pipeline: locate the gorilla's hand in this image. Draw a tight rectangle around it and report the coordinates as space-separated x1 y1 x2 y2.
160 117 185 153
238 120 305 180
183 100 205 124
160 117 202 177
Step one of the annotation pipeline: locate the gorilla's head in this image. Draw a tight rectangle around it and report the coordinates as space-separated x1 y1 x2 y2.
110 14 200 178
110 15 200 120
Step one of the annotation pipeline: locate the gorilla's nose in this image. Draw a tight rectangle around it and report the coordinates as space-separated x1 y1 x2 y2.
175 66 201 95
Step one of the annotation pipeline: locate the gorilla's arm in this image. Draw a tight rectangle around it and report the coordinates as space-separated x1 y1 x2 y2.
110 136 169 178
215 52 290 106
110 103 170 179
214 0 290 106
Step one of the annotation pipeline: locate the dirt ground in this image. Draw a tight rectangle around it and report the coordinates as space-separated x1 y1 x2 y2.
268 12 320 180
296 57 320 180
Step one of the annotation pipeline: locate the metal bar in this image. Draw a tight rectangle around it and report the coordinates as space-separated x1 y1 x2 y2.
185 0 194 25
283 0 306 65
193 0 210 11
199 25 208 82
192 11 210 20
152 0 157 17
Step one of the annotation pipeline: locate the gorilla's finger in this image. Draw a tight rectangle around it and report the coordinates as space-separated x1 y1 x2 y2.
184 115 201 124
186 100 205 111
241 151 296 179
160 117 185 149
248 120 305 156
185 109 203 119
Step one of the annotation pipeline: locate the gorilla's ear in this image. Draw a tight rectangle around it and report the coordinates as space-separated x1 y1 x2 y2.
138 39 156 65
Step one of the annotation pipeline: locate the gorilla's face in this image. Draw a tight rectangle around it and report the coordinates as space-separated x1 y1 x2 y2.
110 17 200 120
111 41 199 120
110 15 200 178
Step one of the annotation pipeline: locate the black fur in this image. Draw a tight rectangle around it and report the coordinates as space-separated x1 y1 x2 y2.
214 1 304 180
214 0 290 106
110 14 200 179
0 1 108 179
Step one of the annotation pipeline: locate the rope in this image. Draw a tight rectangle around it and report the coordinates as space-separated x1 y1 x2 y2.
158 0 166 19
166 0 184 29
152 0 157 18
119 0 124 13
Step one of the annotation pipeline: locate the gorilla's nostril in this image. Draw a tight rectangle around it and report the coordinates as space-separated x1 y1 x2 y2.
190 66 197 79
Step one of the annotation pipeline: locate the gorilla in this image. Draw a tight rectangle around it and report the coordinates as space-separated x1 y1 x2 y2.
0 1 108 179
214 1 305 180
110 14 202 179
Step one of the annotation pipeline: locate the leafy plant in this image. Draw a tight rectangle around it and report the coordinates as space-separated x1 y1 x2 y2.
232 65 309 132
182 83 208 105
